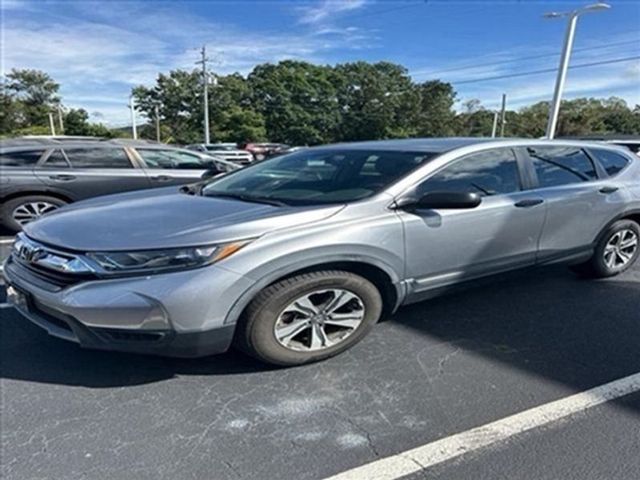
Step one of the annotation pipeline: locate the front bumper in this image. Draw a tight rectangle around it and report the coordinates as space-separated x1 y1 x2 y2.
3 256 254 357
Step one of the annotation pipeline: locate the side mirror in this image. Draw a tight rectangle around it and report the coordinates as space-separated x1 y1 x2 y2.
400 191 482 210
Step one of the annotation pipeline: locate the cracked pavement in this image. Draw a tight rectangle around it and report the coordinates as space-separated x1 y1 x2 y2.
2 257 640 479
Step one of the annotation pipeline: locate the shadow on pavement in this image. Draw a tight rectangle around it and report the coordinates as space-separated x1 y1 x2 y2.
1 264 639 392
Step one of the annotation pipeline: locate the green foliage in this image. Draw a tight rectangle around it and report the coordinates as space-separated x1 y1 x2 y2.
333 62 420 141
2 65 640 143
249 61 340 145
2 69 60 132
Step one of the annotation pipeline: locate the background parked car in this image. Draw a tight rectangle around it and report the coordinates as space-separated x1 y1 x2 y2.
186 143 254 165
0 138 239 231
241 142 290 160
562 135 640 155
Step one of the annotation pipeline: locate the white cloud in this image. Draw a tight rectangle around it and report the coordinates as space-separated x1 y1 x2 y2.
297 0 368 25
2 1 374 125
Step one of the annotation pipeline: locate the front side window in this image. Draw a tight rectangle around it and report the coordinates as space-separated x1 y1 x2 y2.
529 146 597 188
137 149 208 169
63 148 132 169
417 148 520 197
590 148 630 177
0 150 45 167
202 149 436 205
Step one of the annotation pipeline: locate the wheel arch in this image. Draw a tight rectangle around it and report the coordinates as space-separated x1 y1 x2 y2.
595 208 640 245
223 257 405 326
1 190 74 204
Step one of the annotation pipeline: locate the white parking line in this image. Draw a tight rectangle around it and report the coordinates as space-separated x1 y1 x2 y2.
0 303 12 309
0 239 14 244
325 372 640 480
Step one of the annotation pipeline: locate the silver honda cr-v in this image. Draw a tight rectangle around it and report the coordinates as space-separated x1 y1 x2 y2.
4 138 640 365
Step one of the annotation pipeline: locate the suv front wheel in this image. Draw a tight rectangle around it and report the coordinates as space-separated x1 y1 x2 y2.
236 270 383 366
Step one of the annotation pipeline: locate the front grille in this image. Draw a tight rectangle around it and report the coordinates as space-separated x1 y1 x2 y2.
11 257 95 289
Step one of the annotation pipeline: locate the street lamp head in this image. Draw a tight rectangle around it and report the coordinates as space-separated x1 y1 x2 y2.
581 2 611 12
543 2 610 19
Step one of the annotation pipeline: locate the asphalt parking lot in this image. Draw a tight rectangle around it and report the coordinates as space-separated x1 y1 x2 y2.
1 243 640 480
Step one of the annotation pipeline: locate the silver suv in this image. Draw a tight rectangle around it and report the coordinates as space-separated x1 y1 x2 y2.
4 138 640 365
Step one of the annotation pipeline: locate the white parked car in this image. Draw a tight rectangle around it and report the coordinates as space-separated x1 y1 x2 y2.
186 143 254 165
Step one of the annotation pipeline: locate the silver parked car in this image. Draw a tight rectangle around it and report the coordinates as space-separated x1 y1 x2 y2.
186 143 254 165
4 138 640 365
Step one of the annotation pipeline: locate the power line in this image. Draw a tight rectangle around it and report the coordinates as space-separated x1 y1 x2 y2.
450 55 640 85
413 39 640 77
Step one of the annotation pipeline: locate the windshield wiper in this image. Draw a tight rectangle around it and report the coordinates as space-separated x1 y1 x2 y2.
203 192 289 207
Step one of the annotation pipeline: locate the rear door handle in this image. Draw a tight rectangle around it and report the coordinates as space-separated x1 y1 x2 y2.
514 198 544 208
599 186 619 194
151 175 172 182
49 174 76 181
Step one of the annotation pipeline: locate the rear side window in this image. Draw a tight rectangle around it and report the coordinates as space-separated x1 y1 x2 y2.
528 146 598 188
63 148 132 169
590 148 630 176
418 148 520 197
0 150 45 167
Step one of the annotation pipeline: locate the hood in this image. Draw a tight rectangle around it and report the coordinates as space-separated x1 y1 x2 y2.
25 190 344 251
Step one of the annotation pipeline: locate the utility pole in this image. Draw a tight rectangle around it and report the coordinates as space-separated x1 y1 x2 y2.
57 105 64 134
543 3 610 139
196 45 210 144
155 105 161 142
48 112 56 135
491 111 499 138
499 93 507 137
129 94 137 140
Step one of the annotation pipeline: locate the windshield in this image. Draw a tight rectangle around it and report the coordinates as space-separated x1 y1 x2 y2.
201 148 436 205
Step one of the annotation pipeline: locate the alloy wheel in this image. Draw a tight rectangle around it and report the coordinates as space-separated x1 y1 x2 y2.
12 202 59 226
274 288 366 352
603 228 639 269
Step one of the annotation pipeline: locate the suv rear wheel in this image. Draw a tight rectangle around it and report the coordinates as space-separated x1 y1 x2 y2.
236 270 383 366
0 195 68 232
571 219 640 278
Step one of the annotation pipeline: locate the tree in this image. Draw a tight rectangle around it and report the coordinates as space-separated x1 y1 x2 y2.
4 69 60 128
63 108 113 137
133 69 203 144
332 61 420 141
455 99 495 136
415 80 457 137
249 61 340 145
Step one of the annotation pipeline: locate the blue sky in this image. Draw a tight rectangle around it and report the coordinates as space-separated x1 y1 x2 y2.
3 0 639 126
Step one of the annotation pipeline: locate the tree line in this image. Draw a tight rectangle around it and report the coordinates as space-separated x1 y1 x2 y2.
2 62 639 144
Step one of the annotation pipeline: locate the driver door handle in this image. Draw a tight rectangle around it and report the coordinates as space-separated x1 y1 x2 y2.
514 198 544 208
151 175 172 182
599 186 619 194
49 174 76 181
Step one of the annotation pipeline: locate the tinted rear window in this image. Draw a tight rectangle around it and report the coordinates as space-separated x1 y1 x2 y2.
590 148 630 176
528 146 598 188
0 150 45 167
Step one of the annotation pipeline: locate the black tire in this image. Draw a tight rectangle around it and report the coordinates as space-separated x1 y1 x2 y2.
235 270 383 366
0 195 68 232
570 219 640 278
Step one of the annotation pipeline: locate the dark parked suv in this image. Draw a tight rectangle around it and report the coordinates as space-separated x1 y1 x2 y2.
0 138 238 231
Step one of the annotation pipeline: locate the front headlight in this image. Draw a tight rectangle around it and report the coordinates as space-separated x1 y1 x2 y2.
86 241 249 275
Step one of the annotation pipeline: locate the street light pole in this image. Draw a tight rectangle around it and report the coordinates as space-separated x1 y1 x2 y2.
544 3 610 139
129 94 138 140
196 45 210 144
